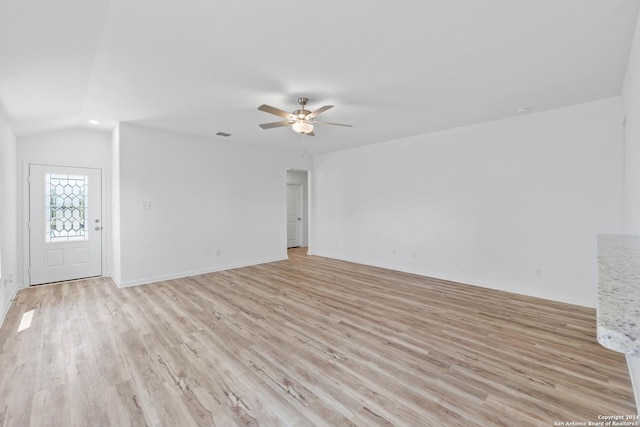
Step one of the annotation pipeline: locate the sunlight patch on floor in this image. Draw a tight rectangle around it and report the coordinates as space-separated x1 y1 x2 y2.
18 309 34 332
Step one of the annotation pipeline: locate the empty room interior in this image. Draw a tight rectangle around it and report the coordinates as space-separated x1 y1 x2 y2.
3 1 640 426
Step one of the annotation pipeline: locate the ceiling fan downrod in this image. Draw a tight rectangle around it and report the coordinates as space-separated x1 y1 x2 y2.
294 97 310 120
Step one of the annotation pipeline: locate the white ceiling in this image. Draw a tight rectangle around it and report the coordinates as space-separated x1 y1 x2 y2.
0 0 638 154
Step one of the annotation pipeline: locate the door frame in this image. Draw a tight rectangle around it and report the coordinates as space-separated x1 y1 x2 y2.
285 168 312 253
287 183 303 248
23 161 108 286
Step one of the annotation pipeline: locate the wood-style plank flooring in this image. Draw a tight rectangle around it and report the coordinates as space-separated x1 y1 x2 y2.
0 248 635 426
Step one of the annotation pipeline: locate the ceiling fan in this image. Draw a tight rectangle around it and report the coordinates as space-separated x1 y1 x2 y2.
258 97 352 136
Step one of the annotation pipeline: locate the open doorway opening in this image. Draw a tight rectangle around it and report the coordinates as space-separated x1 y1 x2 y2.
286 169 309 250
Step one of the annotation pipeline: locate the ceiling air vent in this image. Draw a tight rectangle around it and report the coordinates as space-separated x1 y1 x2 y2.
215 131 232 137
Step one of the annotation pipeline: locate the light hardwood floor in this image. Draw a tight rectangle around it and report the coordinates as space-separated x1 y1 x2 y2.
0 248 635 426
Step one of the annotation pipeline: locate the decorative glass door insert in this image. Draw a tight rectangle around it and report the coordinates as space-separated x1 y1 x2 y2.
45 173 89 242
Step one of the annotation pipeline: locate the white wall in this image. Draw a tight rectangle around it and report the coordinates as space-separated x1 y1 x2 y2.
0 113 18 324
313 97 623 307
623 10 640 233
16 129 112 285
114 123 312 286
287 170 309 247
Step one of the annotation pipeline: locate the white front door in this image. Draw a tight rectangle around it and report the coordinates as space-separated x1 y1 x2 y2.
287 183 302 248
29 164 102 285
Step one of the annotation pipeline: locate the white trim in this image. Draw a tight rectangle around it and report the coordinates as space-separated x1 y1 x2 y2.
0 284 19 328
23 162 107 287
22 161 29 287
311 251 594 308
286 183 303 248
109 272 122 287
307 170 313 253
115 256 288 288
285 168 312 253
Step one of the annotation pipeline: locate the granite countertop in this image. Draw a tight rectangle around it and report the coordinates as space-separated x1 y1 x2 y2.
597 234 640 356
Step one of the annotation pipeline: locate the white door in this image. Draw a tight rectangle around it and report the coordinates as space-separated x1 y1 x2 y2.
29 164 102 285
287 183 303 248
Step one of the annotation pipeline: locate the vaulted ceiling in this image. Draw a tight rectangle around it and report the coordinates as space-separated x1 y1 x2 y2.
0 0 638 154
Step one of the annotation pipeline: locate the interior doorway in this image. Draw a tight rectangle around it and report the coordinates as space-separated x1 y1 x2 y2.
286 169 309 249
287 183 303 248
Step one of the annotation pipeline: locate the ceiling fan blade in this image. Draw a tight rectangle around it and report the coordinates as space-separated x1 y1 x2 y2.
306 105 333 119
258 104 293 119
259 120 292 129
313 121 353 127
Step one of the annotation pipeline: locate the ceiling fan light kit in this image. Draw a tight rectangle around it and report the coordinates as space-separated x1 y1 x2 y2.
292 120 313 134
258 97 352 137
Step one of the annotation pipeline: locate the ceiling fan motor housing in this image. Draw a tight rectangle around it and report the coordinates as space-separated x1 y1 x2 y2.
293 109 311 120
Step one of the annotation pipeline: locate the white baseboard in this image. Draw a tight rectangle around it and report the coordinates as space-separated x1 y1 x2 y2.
109 272 122 287
310 251 593 308
115 256 288 288
0 284 20 328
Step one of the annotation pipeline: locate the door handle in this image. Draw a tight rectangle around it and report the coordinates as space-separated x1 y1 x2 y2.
94 226 103 231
